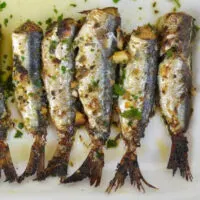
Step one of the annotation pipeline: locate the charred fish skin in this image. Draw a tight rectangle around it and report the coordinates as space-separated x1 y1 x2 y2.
0 87 17 182
157 12 195 181
42 18 79 177
107 25 158 193
12 21 48 182
61 7 121 186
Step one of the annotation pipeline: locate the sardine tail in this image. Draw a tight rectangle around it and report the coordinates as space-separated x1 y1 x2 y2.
106 151 156 193
0 141 17 182
60 146 104 187
167 134 193 181
17 135 45 183
44 142 73 178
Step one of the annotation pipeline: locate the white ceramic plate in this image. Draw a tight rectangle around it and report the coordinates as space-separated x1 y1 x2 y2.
0 0 200 199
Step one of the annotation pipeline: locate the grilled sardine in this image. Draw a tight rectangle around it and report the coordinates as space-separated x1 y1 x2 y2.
107 25 158 192
61 7 121 186
42 18 78 177
157 12 195 181
12 21 48 182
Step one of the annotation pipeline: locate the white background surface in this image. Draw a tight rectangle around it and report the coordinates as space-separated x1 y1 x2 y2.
0 0 200 199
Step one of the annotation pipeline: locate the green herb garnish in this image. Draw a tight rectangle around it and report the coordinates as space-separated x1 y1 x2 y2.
53 5 58 14
14 130 23 138
132 94 139 100
194 25 200 32
21 56 25 61
37 21 42 26
171 0 181 8
152 1 157 7
96 151 103 159
91 79 99 87
49 40 58 53
113 84 125 96
70 3 77 7
166 48 174 58
0 2 6 11
45 18 52 26
121 107 142 119
113 0 120 3
57 13 63 22
128 121 133 126
4 18 8 27
34 80 42 88
107 139 118 148
18 122 24 129
61 66 66 74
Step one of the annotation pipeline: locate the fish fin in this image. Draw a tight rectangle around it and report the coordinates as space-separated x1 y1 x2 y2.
17 135 45 183
0 141 17 182
167 134 193 181
43 129 74 178
106 151 157 193
60 145 104 187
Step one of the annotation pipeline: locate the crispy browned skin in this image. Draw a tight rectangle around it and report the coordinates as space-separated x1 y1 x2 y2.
157 12 195 181
0 87 17 182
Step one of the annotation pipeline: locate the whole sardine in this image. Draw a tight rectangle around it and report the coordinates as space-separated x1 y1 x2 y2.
61 7 121 186
42 18 78 177
0 86 17 182
107 25 158 192
12 21 48 182
157 12 195 181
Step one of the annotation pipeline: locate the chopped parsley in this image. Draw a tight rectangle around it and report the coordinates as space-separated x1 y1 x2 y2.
166 48 174 58
0 1 6 11
37 21 42 26
49 40 58 53
45 18 53 26
57 13 63 22
28 92 34 97
34 80 42 88
96 151 103 159
21 56 25 61
121 107 142 119
53 5 58 14
4 18 8 27
14 130 23 138
113 0 120 3
70 3 77 7
132 94 139 100
152 1 157 7
113 84 125 96
171 0 181 8
18 122 24 129
107 139 118 148
61 66 66 74
194 25 200 32
128 121 133 126
91 79 99 87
